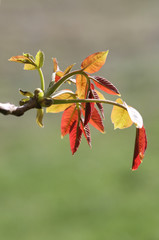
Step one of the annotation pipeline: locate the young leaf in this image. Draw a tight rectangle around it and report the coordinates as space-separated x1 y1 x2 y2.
94 89 106 100
132 126 147 170
84 91 94 126
91 86 105 119
69 120 82 155
61 105 78 137
52 89 76 98
111 98 133 129
46 90 76 113
19 98 30 106
52 58 63 82
53 58 60 72
81 51 108 74
35 50 44 68
80 119 91 147
24 64 37 70
76 74 88 99
126 105 143 129
9 54 37 70
9 55 32 64
89 107 105 133
36 108 44 128
92 76 120 95
63 63 76 75
19 89 33 97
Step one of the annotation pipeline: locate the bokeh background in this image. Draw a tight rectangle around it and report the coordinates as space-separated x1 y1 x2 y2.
0 0 158 239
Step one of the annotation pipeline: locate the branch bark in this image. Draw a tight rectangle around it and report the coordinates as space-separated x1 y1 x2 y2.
0 98 38 116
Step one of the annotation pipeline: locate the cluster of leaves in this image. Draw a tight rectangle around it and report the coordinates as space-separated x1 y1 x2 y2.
9 50 147 170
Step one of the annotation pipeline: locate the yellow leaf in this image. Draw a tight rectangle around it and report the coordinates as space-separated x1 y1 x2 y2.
81 51 109 74
24 64 37 70
47 103 73 113
46 90 75 113
36 109 44 128
111 98 133 129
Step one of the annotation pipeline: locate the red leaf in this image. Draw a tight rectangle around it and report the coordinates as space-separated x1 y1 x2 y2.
80 119 91 147
91 86 105 119
69 120 82 155
89 107 105 133
92 76 120 95
55 71 63 82
61 105 78 137
132 126 147 170
84 90 94 126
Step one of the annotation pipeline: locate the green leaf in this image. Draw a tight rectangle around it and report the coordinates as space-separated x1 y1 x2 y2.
35 50 44 68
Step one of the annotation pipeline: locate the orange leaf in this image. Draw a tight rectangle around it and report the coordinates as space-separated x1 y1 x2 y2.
61 105 78 137
132 126 147 170
9 55 32 64
81 51 108 74
9 55 37 70
76 74 88 98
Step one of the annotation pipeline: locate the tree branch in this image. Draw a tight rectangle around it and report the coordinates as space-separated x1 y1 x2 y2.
0 98 38 116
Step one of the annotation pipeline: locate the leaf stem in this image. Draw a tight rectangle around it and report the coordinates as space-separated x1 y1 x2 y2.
51 98 127 110
44 69 89 97
38 68 45 92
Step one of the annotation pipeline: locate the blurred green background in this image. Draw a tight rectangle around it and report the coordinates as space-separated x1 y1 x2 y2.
0 0 158 239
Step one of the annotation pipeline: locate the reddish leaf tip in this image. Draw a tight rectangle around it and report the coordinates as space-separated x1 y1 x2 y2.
132 126 147 170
